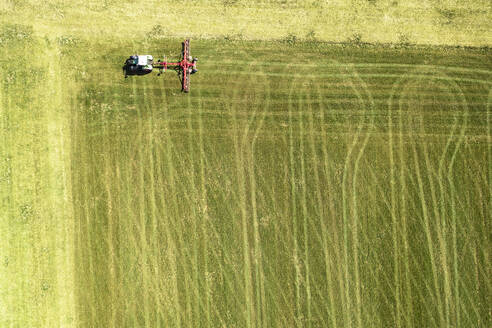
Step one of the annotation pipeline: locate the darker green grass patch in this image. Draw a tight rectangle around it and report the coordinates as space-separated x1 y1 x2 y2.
69 37 491 327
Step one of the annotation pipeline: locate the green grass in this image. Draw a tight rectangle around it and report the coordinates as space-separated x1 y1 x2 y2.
1 18 491 328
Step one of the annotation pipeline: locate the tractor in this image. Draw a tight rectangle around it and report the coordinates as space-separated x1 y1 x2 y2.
123 39 197 93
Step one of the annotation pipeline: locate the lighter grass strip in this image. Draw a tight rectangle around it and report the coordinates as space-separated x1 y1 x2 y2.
0 70 6 326
143 81 165 326
230 63 255 328
0 72 19 328
339 62 368 328
434 80 465 328
444 77 471 328
135 79 152 327
410 125 445 328
220 61 492 76
196 82 212 328
420 108 450 328
409 74 452 328
388 72 415 328
435 82 459 328
81 116 98 327
348 64 375 328
212 71 492 85
387 63 401 328
314 81 339 328
237 63 264 328
143 80 171 326
288 71 303 328
113 164 128 327
193 89 243 326
297 87 313 328
185 92 200 327
121 148 145 326
248 66 271 328
279 141 301 327
169 114 249 326
486 88 492 311
147 134 174 328
169 91 242 327
45 44 76 328
159 82 183 328
102 112 117 328
318 80 348 328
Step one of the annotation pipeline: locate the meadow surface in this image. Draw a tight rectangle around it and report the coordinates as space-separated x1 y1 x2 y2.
0 6 491 328
0 0 491 46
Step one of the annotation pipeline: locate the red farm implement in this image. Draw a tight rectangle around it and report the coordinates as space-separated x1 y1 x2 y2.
123 39 197 93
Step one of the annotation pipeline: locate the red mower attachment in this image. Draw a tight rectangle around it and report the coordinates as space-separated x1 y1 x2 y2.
154 39 197 93
123 39 197 93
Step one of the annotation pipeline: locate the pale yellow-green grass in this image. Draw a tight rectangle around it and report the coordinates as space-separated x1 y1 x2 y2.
0 39 75 326
0 0 490 46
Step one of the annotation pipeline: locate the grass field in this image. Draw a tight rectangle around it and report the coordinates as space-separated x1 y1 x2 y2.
0 5 491 328
1 0 491 46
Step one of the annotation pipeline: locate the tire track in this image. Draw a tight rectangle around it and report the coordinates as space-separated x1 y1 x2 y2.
136 79 152 327
184 91 200 328
219 60 492 76
173 88 247 327
312 80 339 328
444 76 471 328
180 89 243 326
246 66 271 328
317 79 348 328
229 59 259 328
307 79 337 327
391 66 472 327
410 122 445 327
347 64 375 328
144 80 167 327
211 71 492 85
156 79 183 328
387 63 401 328
388 70 415 328
101 97 117 328
82 110 97 327
197 82 212 328
296 80 312 328
287 67 304 328
337 61 373 328
409 72 453 328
